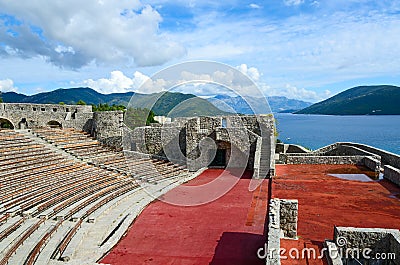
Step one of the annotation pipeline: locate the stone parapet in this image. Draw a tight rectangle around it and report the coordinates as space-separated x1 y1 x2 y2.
384 165 400 187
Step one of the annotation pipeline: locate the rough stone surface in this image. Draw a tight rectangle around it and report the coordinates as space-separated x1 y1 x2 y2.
333 227 400 265
265 198 299 264
130 114 276 177
278 142 393 177
384 165 400 187
279 199 298 239
91 111 124 148
323 145 376 157
324 240 344 265
314 142 400 169
0 103 92 129
283 155 368 165
1 105 277 175
0 103 124 149
363 157 381 176
267 198 281 265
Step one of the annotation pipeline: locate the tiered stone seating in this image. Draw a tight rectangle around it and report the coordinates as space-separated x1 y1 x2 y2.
0 128 193 264
0 130 140 265
33 128 191 183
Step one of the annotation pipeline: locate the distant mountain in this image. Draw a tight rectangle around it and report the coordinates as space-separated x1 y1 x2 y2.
268 96 313 113
207 95 312 114
1 87 134 106
296 85 400 115
0 87 229 117
128 91 229 118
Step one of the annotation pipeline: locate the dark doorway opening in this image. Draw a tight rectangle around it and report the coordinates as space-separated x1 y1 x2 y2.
47 120 62 128
18 118 28 129
210 149 226 167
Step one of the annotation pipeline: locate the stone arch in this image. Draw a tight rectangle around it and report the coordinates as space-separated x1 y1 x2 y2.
0 117 15 129
47 120 62 128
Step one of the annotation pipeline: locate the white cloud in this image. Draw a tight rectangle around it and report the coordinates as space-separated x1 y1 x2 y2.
0 79 17 92
249 3 262 9
82 71 150 94
324 90 332 98
262 83 330 102
310 1 320 7
0 1 185 68
2 1 400 98
83 64 265 97
283 0 305 6
236 64 260 82
80 67 330 102
175 5 400 91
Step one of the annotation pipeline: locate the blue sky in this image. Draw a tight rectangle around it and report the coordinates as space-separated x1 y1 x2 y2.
0 0 400 102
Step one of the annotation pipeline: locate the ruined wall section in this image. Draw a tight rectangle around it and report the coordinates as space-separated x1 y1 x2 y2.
384 165 400 187
131 124 187 163
0 103 127 149
92 111 124 149
186 116 221 171
0 103 92 129
127 114 275 174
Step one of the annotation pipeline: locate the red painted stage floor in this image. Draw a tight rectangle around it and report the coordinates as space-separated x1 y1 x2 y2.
274 164 400 265
101 165 400 265
101 169 270 265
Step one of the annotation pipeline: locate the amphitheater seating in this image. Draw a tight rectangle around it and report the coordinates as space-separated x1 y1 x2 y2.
0 128 192 264
0 130 140 264
33 128 190 183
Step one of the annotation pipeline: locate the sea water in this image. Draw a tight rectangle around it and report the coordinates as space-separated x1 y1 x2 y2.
274 113 400 155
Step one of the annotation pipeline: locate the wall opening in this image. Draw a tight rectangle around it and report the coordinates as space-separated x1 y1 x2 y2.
0 118 14 129
221 118 227 128
210 149 227 167
47 120 62 128
18 118 28 129
209 140 231 168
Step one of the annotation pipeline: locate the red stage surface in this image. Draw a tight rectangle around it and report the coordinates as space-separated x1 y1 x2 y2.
101 169 270 265
274 164 400 265
101 165 400 265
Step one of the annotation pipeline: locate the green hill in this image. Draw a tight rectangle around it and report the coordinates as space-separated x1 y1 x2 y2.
0 87 228 117
296 85 400 115
1 87 134 106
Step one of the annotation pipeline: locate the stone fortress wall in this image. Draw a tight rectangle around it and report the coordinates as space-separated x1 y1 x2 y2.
127 114 276 178
0 103 123 148
0 103 276 178
0 103 92 129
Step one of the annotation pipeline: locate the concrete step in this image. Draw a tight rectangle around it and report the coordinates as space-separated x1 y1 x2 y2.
6 220 49 265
